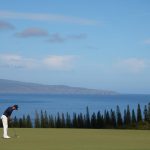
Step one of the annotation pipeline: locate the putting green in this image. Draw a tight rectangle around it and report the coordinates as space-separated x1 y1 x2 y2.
0 128 150 150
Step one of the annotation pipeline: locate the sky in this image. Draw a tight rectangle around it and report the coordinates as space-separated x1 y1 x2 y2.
0 0 150 94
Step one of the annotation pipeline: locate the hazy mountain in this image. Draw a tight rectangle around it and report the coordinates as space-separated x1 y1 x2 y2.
0 79 117 95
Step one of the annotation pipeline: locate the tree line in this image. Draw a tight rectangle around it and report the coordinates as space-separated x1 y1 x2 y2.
0 103 150 129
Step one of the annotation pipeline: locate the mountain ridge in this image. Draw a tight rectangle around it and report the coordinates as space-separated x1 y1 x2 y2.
0 79 117 95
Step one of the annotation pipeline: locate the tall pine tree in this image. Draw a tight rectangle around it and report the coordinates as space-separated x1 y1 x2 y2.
137 104 142 123
131 109 137 128
116 105 123 128
85 107 91 128
35 111 40 128
144 105 148 122
126 105 131 128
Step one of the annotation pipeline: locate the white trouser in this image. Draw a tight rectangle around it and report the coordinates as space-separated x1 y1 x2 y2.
1 115 8 137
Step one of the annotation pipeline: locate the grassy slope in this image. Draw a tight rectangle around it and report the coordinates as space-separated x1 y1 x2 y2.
0 128 150 150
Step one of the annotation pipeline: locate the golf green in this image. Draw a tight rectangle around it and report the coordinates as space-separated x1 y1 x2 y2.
0 128 150 150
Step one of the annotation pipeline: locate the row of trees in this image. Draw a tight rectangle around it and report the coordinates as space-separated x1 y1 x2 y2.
0 103 150 129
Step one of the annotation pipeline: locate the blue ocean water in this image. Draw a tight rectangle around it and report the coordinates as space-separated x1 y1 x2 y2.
0 94 150 119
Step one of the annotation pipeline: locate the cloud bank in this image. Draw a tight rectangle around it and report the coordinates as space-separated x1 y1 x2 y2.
0 54 36 69
14 27 87 42
43 55 75 70
0 54 76 70
0 10 99 26
115 58 147 73
48 33 65 43
47 33 87 43
16 27 49 38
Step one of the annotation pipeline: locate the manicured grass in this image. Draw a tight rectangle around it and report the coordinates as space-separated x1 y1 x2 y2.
0 128 150 150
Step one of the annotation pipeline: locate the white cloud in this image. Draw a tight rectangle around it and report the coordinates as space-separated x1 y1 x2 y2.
43 55 75 70
0 54 37 69
47 33 87 43
0 10 99 26
115 58 146 73
16 28 48 38
48 33 66 43
0 54 76 70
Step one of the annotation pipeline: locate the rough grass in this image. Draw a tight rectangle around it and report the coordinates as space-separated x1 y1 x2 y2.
0 128 150 150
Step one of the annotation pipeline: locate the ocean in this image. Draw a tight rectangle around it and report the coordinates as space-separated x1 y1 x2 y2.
0 94 150 119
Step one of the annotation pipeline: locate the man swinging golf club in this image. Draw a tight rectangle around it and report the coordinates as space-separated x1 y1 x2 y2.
1 105 18 139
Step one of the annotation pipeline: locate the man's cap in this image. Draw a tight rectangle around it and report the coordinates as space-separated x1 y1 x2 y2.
13 105 18 110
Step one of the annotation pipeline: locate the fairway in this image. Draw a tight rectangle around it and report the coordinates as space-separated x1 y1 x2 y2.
0 128 150 150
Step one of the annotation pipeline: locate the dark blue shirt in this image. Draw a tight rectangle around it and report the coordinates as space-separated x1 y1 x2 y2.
3 107 14 117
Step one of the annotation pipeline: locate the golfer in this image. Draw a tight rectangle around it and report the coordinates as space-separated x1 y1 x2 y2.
1 105 18 139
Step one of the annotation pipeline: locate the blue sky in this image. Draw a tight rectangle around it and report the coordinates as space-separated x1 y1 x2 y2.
0 0 150 94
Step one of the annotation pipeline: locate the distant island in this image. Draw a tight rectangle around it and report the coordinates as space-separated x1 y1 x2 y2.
0 79 117 95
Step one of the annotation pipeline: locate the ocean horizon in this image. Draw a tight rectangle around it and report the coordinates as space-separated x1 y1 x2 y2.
0 93 150 119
